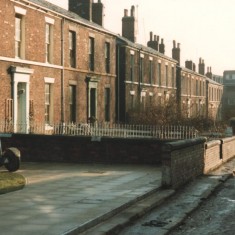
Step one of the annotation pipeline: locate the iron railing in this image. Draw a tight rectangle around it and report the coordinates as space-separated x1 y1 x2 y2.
0 121 198 140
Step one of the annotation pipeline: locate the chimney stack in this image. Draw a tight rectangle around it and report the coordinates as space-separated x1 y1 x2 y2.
206 66 213 79
122 5 136 42
172 40 180 65
185 60 193 70
159 38 165 54
92 0 104 26
69 0 93 21
147 32 159 51
198 57 205 75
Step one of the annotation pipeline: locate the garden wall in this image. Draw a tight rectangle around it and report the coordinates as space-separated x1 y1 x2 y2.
2 134 235 189
162 136 235 189
1 134 165 164
161 138 206 189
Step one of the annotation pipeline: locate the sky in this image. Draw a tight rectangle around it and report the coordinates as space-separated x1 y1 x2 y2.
47 0 235 75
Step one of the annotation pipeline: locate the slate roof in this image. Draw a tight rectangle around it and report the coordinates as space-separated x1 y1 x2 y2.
27 0 115 35
117 35 177 63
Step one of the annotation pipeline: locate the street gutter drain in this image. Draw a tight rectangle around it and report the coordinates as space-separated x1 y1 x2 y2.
142 220 169 227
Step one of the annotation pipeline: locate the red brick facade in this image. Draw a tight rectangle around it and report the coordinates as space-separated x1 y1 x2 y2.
0 0 224 130
0 0 116 129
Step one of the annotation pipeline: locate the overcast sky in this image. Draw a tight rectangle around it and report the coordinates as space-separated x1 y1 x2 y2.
47 0 235 75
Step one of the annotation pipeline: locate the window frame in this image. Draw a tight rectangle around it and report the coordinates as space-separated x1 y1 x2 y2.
89 37 95 71
149 60 153 85
104 87 111 122
105 42 110 73
69 85 76 123
45 22 53 64
15 14 25 59
69 31 76 68
130 54 135 82
158 63 161 86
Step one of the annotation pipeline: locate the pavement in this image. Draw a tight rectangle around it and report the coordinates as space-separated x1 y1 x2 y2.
0 163 162 235
0 159 234 235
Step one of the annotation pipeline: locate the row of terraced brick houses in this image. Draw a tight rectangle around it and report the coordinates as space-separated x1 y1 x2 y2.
0 0 223 133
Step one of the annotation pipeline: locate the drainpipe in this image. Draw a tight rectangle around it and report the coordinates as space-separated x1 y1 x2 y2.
138 48 142 109
117 44 120 123
61 18 65 123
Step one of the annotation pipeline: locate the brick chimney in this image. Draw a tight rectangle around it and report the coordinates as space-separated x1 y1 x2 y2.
206 66 212 79
69 0 93 21
198 58 205 75
172 40 180 65
122 6 136 42
147 32 159 51
185 60 193 70
159 38 165 54
92 0 104 26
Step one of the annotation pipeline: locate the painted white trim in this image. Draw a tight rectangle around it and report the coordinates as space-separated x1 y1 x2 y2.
11 67 32 133
69 25 78 31
141 91 146 97
15 6 27 15
11 66 34 74
149 56 153 61
130 50 135 55
0 56 63 69
45 16 55 25
140 53 145 58
44 77 55 83
69 80 77 85
89 33 95 38
130 90 135 95
158 59 161 63
149 92 153 96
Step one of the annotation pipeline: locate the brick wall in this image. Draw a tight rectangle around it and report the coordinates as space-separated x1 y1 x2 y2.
204 140 222 173
2 134 235 189
221 137 235 162
1 134 165 164
162 137 235 189
161 138 206 189
0 0 116 123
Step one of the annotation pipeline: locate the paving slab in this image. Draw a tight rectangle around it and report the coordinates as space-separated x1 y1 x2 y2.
0 162 161 235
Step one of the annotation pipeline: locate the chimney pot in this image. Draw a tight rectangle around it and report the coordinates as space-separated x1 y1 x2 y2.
122 6 136 42
173 40 176 48
150 32 153 41
131 5 135 17
177 43 180 48
157 36 159 42
154 35 157 41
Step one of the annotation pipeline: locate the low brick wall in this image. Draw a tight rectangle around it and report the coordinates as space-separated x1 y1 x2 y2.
221 137 235 162
161 138 206 189
1 134 165 164
2 134 235 190
204 137 235 173
204 140 222 173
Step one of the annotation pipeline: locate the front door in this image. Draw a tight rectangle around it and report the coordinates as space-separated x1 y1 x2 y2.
11 66 33 133
17 82 27 132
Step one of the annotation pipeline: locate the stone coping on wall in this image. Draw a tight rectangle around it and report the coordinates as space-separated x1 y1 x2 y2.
205 139 221 149
162 137 207 152
221 136 235 144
